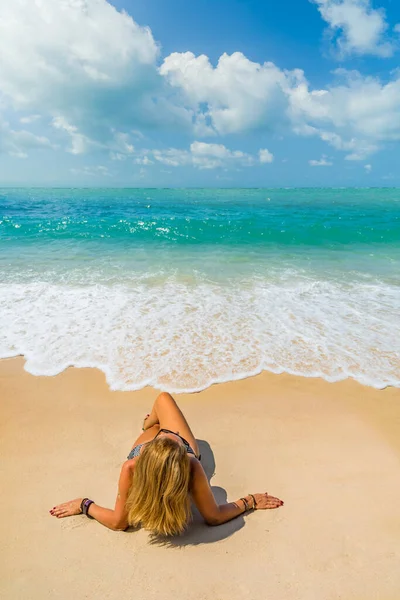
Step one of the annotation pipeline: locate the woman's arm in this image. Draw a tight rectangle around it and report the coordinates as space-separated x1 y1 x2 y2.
190 459 283 526
142 401 160 430
86 461 131 530
50 461 134 531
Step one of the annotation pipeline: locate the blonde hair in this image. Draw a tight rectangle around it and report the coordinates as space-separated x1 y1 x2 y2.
126 436 191 536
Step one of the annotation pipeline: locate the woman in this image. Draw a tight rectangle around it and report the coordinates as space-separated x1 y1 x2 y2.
50 392 283 535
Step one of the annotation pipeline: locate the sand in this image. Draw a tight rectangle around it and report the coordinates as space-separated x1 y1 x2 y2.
1 357 400 600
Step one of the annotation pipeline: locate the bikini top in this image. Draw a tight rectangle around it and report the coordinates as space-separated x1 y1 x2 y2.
127 428 200 460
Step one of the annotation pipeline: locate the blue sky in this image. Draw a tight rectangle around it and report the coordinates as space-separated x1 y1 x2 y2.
1 0 400 187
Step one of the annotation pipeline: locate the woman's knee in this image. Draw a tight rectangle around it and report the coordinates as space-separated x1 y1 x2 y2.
156 391 174 406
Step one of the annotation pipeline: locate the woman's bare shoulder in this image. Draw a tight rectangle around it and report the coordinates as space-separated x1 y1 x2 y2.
118 459 136 490
121 458 137 475
189 455 204 479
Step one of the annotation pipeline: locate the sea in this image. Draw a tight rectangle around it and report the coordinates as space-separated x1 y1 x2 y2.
0 188 399 392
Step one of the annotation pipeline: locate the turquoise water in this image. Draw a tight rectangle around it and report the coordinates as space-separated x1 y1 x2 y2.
1 188 399 390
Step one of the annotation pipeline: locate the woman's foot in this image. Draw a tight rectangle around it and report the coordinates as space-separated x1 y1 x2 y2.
142 414 150 431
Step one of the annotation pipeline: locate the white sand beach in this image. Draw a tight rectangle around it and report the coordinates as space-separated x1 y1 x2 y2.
1 357 400 599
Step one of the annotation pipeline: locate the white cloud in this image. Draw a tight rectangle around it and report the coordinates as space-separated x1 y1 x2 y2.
288 69 400 159
311 0 396 57
152 148 192 167
52 116 98 154
190 141 255 169
259 148 274 163
0 120 53 158
160 51 291 135
309 155 333 166
161 51 400 160
364 163 372 172
0 0 190 153
136 142 259 170
0 0 159 99
318 130 378 160
297 127 379 161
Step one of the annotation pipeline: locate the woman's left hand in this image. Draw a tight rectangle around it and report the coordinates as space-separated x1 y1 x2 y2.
251 492 284 509
50 498 83 519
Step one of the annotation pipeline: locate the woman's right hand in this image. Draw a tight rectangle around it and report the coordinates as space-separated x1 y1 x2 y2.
142 414 150 431
251 493 284 509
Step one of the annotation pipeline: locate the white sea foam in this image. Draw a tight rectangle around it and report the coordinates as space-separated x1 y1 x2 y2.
0 276 399 391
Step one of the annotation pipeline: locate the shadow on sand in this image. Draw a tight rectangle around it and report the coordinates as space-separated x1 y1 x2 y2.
147 439 245 547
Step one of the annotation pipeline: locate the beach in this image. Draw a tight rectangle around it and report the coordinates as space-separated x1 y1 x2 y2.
1 357 400 600
2 0 400 595
1 188 400 597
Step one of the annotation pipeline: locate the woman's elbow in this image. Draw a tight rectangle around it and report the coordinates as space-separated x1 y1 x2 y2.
204 515 221 526
111 520 128 531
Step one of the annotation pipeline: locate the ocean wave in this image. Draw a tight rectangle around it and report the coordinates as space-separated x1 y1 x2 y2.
0 277 399 391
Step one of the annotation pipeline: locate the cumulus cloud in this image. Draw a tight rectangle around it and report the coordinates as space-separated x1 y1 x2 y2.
160 51 292 135
288 69 400 159
364 163 372 172
0 0 158 98
311 0 397 57
161 51 400 160
309 155 333 166
0 0 190 153
136 142 260 170
259 148 274 163
151 148 191 168
190 141 255 169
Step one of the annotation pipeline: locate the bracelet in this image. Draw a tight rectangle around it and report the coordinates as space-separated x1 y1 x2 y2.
81 498 94 517
240 497 249 512
248 493 257 510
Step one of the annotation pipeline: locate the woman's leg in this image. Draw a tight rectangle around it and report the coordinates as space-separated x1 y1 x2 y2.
146 392 199 457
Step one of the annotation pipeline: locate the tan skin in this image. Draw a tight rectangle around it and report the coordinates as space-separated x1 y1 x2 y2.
50 392 283 530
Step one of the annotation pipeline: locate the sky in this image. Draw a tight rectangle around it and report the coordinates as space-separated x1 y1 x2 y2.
1 0 400 187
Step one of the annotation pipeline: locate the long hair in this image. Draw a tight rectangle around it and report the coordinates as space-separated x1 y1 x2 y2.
126 436 191 536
